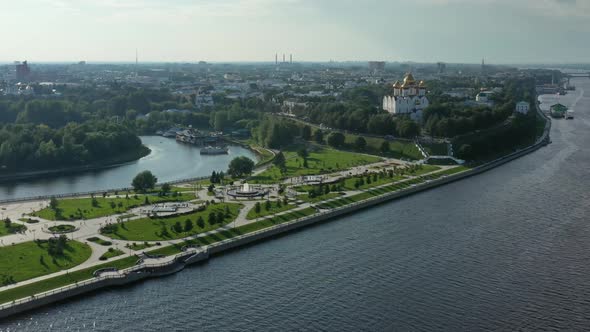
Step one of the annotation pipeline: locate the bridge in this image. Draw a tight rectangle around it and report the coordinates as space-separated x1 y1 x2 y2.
565 73 590 78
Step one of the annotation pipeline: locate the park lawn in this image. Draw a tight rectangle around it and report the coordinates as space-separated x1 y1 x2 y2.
297 192 343 203
421 142 449 156
87 237 112 246
102 203 243 241
99 248 124 260
0 255 138 305
342 175 405 190
148 207 318 257
343 134 422 160
246 202 297 220
0 240 92 285
126 242 156 251
32 193 196 221
0 222 27 237
407 164 440 176
250 147 381 184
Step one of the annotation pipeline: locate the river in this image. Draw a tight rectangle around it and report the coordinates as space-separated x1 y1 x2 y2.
1 79 590 330
0 137 256 201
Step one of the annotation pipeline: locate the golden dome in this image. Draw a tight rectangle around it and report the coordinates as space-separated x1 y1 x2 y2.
419 80 426 87
403 73 416 85
393 81 401 88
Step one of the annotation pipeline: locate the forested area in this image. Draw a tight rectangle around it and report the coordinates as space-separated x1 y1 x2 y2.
452 78 539 161
0 121 142 171
293 86 419 138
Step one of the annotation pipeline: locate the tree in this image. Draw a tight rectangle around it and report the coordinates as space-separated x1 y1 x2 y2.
354 137 367 151
216 211 225 223
208 212 217 225
49 197 59 211
161 183 171 196
208 184 215 193
255 202 261 214
197 216 205 228
265 200 272 211
277 199 282 208
224 205 231 217
301 125 312 140
173 221 183 233
184 219 194 232
228 157 255 178
327 132 345 148
273 152 287 174
380 141 390 154
297 148 309 159
132 170 158 193
313 130 324 143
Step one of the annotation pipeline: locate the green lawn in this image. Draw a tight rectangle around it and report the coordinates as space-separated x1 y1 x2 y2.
102 203 243 241
0 221 27 237
48 225 76 233
250 147 381 184
297 192 343 203
87 237 113 246
32 193 195 221
0 240 92 286
126 242 156 251
99 248 124 260
343 135 422 160
421 142 449 156
246 202 297 220
148 207 318 257
0 255 138 305
342 175 405 190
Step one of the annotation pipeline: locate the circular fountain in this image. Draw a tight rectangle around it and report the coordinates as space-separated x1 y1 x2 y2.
227 182 269 199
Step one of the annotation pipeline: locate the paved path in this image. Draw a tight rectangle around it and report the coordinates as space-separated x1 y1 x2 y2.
0 161 457 295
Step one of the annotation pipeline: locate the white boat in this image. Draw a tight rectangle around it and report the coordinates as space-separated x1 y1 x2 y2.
200 146 229 155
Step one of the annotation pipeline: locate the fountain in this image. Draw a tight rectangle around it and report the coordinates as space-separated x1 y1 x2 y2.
227 182 268 199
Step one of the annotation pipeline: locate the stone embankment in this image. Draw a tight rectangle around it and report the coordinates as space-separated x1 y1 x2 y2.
0 107 551 319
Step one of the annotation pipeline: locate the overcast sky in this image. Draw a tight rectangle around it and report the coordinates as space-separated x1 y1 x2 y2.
1 0 588 63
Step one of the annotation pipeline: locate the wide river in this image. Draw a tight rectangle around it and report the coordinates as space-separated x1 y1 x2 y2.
0 137 256 201
1 78 590 330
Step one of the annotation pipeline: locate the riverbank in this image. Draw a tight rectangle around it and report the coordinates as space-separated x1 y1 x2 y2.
0 107 551 319
0 145 151 184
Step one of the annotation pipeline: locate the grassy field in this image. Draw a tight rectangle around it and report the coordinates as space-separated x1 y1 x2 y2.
297 192 343 203
102 203 242 241
0 240 92 285
421 142 449 156
0 221 27 237
32 193 195 221
126 242 156 251
148 207 318 257
99 248 124 260
342 175 405 190
87 237 112 246
246 202 297 220
343 134 422 160
250 147 381 184
0 255 138 305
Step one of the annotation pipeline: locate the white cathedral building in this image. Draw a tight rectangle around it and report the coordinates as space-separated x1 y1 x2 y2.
382 73 429 121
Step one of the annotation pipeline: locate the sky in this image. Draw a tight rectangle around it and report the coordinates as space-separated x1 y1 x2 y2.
1 0 589 64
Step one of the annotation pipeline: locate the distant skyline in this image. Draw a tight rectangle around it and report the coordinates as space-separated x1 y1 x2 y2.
1 0 589 64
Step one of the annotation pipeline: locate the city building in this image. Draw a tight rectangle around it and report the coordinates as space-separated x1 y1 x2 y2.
382 73 429 120
515 101 530 114
15 61 31 82
368 61 386 72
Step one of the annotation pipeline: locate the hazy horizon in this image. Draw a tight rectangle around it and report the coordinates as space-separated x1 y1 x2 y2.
2 0 589 64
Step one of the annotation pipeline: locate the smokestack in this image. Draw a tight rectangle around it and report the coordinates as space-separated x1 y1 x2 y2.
283 54 285 63
290 54 292 64
275 53 278 65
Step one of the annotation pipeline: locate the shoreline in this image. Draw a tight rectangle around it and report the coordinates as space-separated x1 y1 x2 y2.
0 145 151 184
0 106 551 320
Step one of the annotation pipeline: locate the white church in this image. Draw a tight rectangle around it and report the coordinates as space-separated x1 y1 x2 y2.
382 73 429 121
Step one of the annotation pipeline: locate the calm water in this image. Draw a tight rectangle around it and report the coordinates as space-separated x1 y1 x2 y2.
1 79 590 331
0 137 256 201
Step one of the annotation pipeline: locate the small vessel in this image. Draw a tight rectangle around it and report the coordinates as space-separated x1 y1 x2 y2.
565 110 574 120
200 146 229 155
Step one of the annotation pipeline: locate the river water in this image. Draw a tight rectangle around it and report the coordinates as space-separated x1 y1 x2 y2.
1 79 590 331
0 137 256 201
